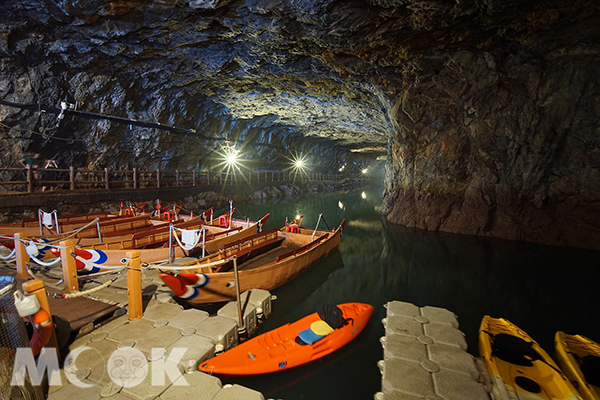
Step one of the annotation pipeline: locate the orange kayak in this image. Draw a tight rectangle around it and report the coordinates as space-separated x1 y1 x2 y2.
199 302 373 375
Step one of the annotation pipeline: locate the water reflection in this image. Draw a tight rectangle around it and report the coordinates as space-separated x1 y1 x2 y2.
381 222 600 353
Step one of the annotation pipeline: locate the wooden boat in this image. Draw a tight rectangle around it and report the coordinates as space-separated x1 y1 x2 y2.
199 302 372 375
479 316 582 400
0 212 151 237
159 219 345 305
55 214 271 274
0 214 160 256
0 214 166 241
555 331 600 400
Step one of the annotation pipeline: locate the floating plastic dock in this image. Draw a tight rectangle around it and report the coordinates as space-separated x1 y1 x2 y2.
375 301 491 400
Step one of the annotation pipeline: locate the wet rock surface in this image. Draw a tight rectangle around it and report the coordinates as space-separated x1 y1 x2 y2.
0 0 599 248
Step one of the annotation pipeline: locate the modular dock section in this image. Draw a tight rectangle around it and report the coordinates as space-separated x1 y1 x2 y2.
375 301 491 400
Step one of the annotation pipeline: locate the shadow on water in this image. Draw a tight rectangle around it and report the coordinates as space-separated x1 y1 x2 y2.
219 185 600 400
260 248 345 331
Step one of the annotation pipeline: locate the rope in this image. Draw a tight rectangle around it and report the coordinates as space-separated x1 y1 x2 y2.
42 217 101 244
0 217 99 248
0 249 15 260
55 268 126 299
28 255 62 267
144 255 234 271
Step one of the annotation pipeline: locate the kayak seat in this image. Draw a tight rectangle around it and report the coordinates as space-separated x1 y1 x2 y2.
316 304 344 329
491 333 540 366
296 320 334 346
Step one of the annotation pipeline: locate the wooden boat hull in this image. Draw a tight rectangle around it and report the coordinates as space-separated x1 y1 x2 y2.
555 331 600 400
479 316 582 400
0 214 155 240
199 302 373 375
69 214 270 274
159 221 344 304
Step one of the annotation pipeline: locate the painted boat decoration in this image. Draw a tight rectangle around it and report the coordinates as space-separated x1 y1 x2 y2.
159 218 345 305
479 316 582 400
555 331 600 400
199 302 373 375
52 214 270 274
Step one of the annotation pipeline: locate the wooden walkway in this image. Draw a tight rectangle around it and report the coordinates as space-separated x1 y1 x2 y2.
0 165 341 194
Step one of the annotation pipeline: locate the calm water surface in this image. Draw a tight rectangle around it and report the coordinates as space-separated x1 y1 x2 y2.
217 185 600 400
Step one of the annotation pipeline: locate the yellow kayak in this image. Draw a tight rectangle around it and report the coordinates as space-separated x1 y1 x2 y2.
555 331 600 400
479 316 582 400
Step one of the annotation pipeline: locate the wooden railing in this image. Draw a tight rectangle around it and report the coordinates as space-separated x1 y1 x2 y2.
0 165 341 193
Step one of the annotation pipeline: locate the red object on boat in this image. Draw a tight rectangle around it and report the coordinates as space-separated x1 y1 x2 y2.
199 302 373 376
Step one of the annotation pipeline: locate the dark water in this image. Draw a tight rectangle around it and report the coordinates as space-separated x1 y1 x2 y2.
219 185 600 400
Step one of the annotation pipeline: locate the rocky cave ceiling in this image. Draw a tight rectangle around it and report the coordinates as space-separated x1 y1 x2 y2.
1 0 599 249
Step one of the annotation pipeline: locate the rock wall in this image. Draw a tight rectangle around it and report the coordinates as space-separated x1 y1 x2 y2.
381 6 600 249
0 0 599 248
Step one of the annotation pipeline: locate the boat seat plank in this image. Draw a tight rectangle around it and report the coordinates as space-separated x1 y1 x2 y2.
220 227 280 250
238 244 301 271
275 233 329 263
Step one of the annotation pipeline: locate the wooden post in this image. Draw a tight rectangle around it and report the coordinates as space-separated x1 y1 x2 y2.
156 168 160 188
126 250 142 320
219 171 222 185
14 232 29 278
249 171 251 184
175 169 179 187
59 240 78 293
192 170 196 186
272 171 274 182
257 171 260 183
26 165 33 193
132 168 137 189
207 169 210 185
104 168 109 190
69 166 75 190
22 279 58 349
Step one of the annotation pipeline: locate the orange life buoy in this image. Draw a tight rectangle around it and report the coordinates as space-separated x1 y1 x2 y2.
124 208 133 216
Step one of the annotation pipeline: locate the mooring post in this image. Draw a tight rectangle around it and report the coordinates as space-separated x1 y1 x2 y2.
22 279 58 349
104 168 109 190
233 257 246 334
14 232 29 278
59 240 79 293
249 171 251 184
126 250 142 320
192 170 196 186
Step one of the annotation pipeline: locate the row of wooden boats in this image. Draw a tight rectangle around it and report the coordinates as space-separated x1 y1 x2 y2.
0 207 347 307
479 316 599 400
